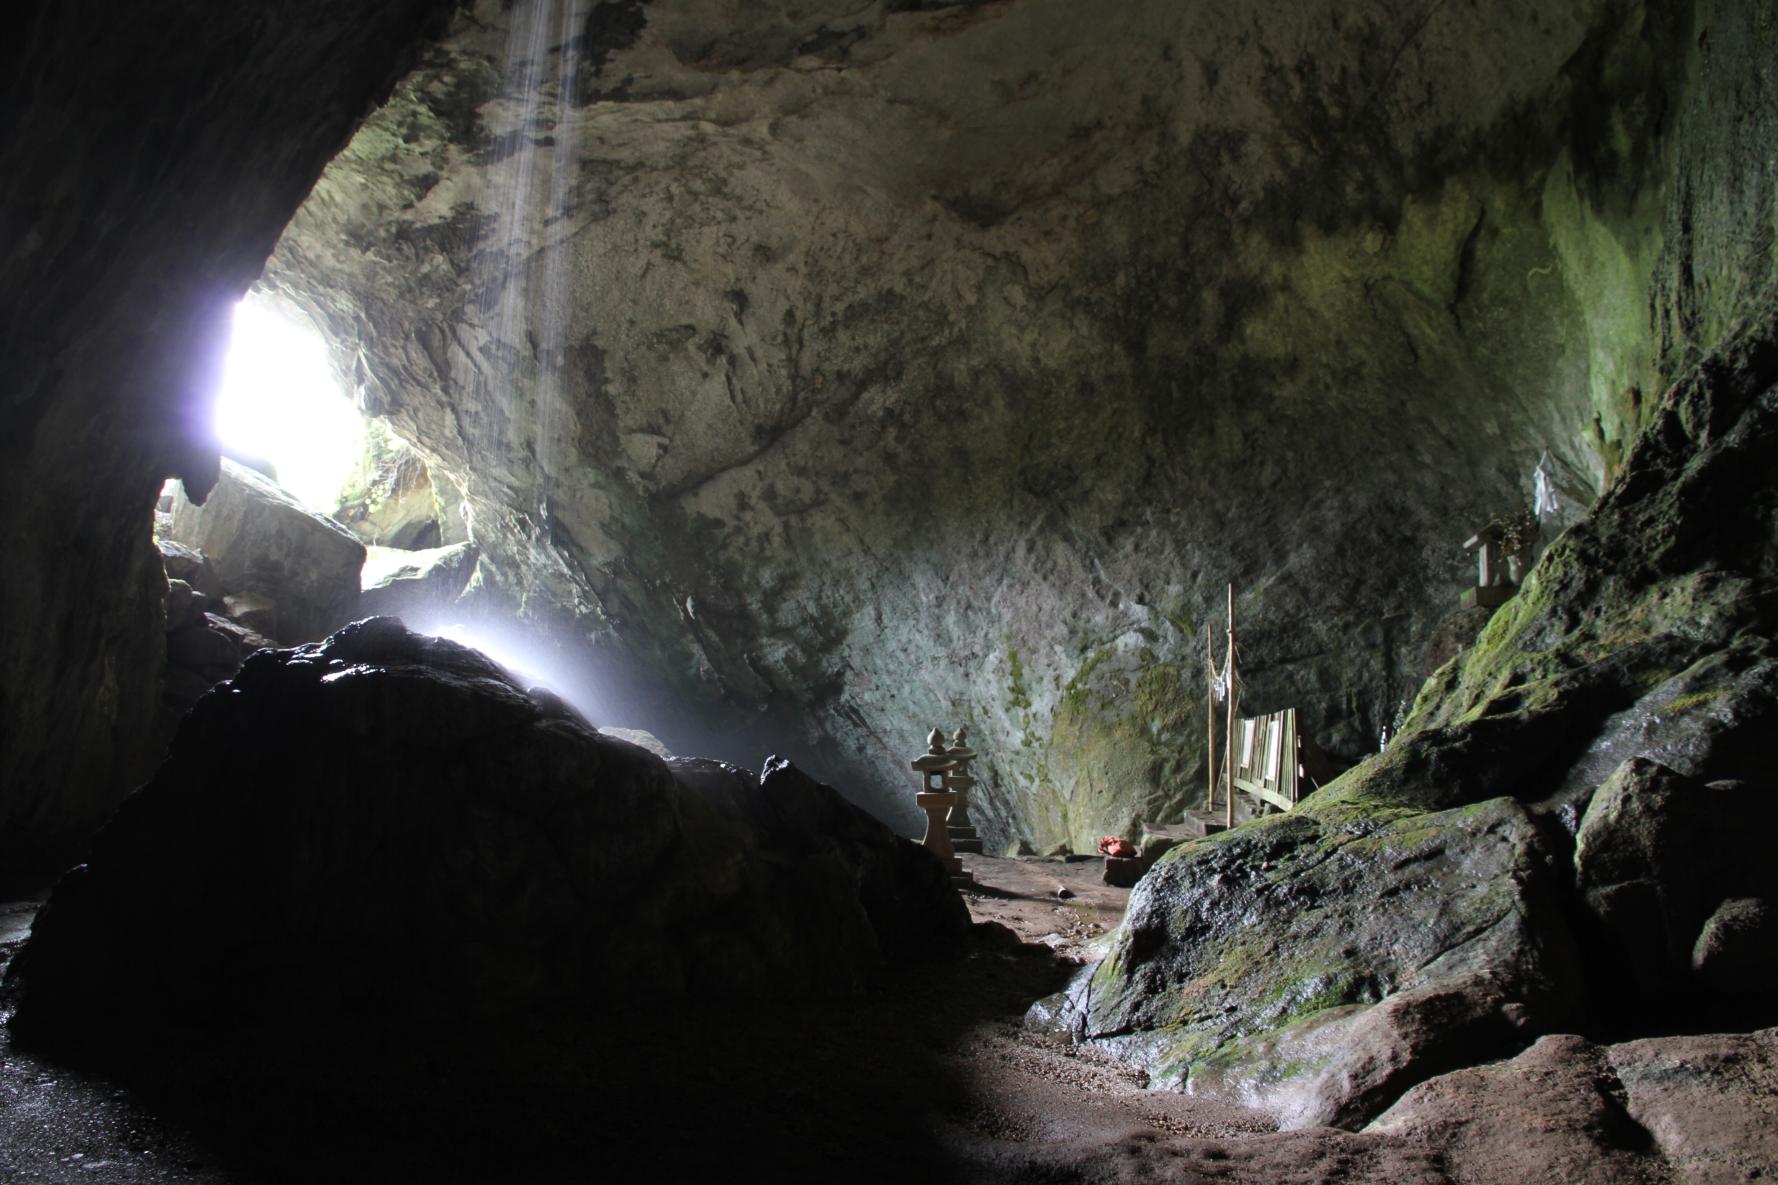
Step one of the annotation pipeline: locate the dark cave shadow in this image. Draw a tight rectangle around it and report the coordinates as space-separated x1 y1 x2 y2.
11 933 1079 1185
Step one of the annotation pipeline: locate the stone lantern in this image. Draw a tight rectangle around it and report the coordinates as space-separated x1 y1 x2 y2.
910 727 962 876
943 727 983 854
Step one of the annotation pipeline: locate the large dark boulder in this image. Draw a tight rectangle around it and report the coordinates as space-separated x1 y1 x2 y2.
1574 757 1778 1014
5 618 967 1036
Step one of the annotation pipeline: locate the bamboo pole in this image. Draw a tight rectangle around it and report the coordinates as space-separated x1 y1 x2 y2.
1206 623 1217 812
1224 583 1237 831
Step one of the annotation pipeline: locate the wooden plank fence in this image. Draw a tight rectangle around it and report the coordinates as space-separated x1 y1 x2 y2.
1234 708 1309 812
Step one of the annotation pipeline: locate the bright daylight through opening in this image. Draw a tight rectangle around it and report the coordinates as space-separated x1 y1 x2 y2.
213 297 363 511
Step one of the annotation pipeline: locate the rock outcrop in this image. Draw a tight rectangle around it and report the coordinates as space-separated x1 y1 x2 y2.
0 0 461 870
359 540 478 621
1039 796 1580 1129
1575 758 1778 1018
1368 1028 1778 1185
5 617 968 1035
1042 295 1778 1125
335 421 448 550
168 459 367 643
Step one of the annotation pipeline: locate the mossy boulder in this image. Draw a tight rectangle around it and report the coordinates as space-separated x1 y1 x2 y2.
1037 795 1580 1128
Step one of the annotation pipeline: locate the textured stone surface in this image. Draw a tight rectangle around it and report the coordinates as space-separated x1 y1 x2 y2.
157 541 223 601
1574 758 1778 1011
1609 1027 1778 1184
1038 253 1778 1123
4 617 969 1034
1037 796 1579 1128
1369 1027 1778 1185
1543 641 1778 819
359 541 478 621
1691 896 1778 984
0 0 460 870
1367 1033 1668 1185
169 459 367 642
335 422 447 549
262 0 1712 850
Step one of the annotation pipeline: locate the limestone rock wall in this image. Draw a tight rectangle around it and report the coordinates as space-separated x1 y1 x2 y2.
269 0 1707 848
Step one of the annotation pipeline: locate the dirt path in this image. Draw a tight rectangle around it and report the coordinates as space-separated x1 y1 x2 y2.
958 853 1131 960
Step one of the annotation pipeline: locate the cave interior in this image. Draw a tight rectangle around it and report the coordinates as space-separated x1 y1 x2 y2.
2 0 1777 1182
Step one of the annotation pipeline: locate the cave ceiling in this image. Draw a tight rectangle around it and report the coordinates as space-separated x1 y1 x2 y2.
263 0 1681 848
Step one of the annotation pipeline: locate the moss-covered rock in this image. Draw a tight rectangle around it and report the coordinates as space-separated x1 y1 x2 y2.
1038 795 1579 1127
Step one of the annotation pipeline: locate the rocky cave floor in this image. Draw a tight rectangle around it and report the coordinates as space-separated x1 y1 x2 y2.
0 855 1769 1185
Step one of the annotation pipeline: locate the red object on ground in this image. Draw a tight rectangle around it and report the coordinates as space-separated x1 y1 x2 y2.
1098 836 1137 859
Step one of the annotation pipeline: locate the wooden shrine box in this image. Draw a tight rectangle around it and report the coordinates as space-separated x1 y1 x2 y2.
1231 708 1335 812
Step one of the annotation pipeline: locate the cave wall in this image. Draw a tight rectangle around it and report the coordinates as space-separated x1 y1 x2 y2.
0 0 461 872
3 0 1772 870
267 0 1720 849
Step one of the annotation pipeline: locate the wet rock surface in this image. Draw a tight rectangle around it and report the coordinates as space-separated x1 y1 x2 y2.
357 540 478 621
5 618 968 1035
1043 797 1580 1128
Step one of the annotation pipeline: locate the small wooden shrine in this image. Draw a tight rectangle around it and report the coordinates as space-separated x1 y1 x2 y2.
1461 508 1538 610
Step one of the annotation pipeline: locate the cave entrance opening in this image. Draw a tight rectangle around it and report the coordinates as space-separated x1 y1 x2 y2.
211 295 365 512
152 293 461 720
150 293 621 739
153 290 456 554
